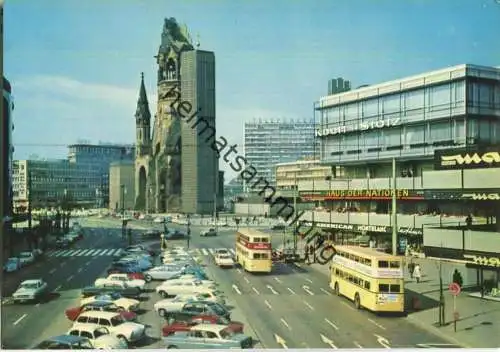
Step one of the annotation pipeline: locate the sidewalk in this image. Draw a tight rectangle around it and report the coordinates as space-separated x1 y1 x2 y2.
299 251 500 348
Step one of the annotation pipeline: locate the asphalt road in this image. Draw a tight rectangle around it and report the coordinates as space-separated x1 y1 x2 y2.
1 217 459 349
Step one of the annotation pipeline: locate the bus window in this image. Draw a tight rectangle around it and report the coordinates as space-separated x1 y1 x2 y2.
379 284 390 293
261 238 269 243
253 253 269 260
365 259 372 266
390 261 400 268
378 261 389 268
364 281 371 290
390 284 401 293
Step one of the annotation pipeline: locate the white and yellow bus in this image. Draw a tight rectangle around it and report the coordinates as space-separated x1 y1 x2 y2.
235 228 272 273
329 246 404 313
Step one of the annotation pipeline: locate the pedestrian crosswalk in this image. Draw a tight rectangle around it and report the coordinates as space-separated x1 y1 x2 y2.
46 249 123 257
190 248 236 257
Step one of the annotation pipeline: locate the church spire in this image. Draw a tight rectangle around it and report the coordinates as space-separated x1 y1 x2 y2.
135 72 151 123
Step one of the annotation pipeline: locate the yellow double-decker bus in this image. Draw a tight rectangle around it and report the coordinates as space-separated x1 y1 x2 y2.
235 228 272 273
329 246 404 313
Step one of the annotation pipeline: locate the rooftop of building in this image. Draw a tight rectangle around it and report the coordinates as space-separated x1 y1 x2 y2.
275 159 322 167
317 63 500 109
245 118 315 126
68 143 134 149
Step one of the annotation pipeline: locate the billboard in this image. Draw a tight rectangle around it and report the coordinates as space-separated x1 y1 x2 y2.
434 145 500 170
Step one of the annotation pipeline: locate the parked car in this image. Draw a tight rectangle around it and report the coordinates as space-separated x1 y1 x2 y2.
4 257 21 273
143 265 185 282
80 293 140 312
32 335 95 349
107 261 143 275
116 257 152 271
72 311 146 345
156 280 217 298
183 266 208 279
81 282 141 299
160 301 231 321
215 253 235 268
95 273 146 290
65 300 137 322
18 251 36 266
162 324 252 349
12 279 49 303
55 238 71 249
162 314 244 336
155 291 226 316
67 325 129 349
153 217 165 223
200 228 217 237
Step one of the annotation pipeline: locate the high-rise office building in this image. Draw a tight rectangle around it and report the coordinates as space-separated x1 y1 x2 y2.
328 77 351 95
2 77 14 222
244 119 317 185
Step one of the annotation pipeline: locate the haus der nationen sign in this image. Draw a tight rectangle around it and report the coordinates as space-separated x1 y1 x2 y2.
301 189 423 200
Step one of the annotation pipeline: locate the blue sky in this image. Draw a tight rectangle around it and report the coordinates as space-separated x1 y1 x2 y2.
5 0 500 180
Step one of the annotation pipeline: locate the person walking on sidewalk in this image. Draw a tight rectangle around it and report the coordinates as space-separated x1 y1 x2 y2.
310 245 316 263
304 245 310 264
414 264 422 283
408 260 416 279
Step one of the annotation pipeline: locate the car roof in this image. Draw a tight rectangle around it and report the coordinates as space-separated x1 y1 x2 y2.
88 300 114 307
21 279 42 284
79 311 120 319
69 323 102 333
45 335 88 343
193 324 227 333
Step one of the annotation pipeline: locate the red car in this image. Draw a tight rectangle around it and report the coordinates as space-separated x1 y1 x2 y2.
162 314 244 336
65 301 137 322
106 270 144 280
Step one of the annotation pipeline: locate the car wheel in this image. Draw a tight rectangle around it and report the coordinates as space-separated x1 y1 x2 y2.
167 346 178 349
117 335 128 345
144 274 152 282
158 308 167 317
334 282 340 296
159 290 168 298
354 293 361 309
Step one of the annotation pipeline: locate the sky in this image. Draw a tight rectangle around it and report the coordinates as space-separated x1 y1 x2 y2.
5 0 500 181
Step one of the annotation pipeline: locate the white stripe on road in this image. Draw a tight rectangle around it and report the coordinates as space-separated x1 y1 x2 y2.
46 250 55 256
320 288 332 296
202 248 209 255
303 301 314 310
85 250 98 256
55 250 69 257
264 300 272 309
98 249 107 256
49 268 56 274
13 314 27 326
368 318 386 330
78 249 91 256
71 250 83 256
325 318 339 330
113 249 122 256
109 249 119 255
208 248 215 255
62 250 77 257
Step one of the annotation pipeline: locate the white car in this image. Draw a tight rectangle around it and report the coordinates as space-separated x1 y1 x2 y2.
95 274 146 291
67 324 128 349
162 255 195 265
12 279 48 303
160 278 215 287
215 254 235 268
18 251 36 266
73 311 146 344
200 228 217 237
153 295 195 315
143 265 184 282
177 290 226 305
153 217 165 223
156 280 217 298
80 294 140 312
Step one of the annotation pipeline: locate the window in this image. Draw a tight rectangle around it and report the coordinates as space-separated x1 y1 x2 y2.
111 316 123 326
389 261 400 268
478 83 493 107
381 127 401 147
362 99 379 119
378 261 389 268
390 284 401 293
404 89 425 111
77 316 89 323
379 284 390 293
382 95 400 114
345 103 358 121
429 84 451 110
479 120 491 141
69 330 80 336
429 121 451 142
364 281 371 290
81 331 93 339
99 318 111 326
362 131 379 149
206 332 217 339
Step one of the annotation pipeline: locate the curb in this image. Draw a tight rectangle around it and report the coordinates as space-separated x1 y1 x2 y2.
405 314 471 348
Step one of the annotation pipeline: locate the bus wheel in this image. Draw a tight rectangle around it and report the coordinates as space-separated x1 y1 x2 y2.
334 282 340 296
354 293 361 309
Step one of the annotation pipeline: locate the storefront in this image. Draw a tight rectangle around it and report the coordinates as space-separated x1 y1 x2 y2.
464 253 500 300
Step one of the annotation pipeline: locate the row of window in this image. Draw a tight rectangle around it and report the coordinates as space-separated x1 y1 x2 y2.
235 246 271 260
333 267 402 293
237 234 270 243
336 250 401 269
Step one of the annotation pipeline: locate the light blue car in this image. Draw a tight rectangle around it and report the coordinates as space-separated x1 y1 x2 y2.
3 257 20 273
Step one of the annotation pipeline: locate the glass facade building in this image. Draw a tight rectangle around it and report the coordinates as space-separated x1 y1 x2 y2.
244 119 317 185
315 64 500 166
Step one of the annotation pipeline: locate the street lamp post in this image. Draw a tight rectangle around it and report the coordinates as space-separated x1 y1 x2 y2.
120 185 127 237
63 188 68 232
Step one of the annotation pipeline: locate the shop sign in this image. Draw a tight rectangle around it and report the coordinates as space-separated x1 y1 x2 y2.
461 193 500 201
300 221 423 236
434 146 500 170
315 117 401 137
463 254 500 267
300 189 423 200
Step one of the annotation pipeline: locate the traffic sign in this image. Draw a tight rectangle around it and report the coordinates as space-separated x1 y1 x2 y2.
448 282 461 296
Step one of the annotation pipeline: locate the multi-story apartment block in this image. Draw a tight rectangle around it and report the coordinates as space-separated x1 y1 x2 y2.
13 159 103 210
328 77 351 95
68 143 134 207
244 118 317 185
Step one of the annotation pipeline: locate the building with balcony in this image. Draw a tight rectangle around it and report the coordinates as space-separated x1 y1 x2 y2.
275 159 334 190
12 159 103 210
109 160 135 212
244 118 317 185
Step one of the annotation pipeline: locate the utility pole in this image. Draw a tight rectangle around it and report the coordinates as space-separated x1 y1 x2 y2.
28 169 32 231
391 157 398 256
438 242 446 325
293 172 298 254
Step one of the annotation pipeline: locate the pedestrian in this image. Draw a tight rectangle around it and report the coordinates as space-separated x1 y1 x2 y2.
465 214 473 228
304 245 310 264
310 245 316 263
414 264 422 283
452 269 463 288
408 260 415 279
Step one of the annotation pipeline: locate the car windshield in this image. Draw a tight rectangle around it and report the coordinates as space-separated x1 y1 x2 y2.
211 304 226 315
7 258 17 263
219 328 233 340
217 250 229 255
19 282 38 290
219 255 231 260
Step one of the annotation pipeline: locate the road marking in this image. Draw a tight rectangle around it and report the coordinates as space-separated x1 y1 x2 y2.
66 275 74 282
274 277 282 283
77 268 83 273
55 250 69 257
320 334 338 349
266 285 279 295
280 318 291 330
232 284 241 295
208 248 215 255
113 249 122 256
55 285 62 291
46 250 55 256
320 288 332 295
287 287 296 295
303 300 314 310
305 278 313 284
49 268 56 274
341 301 355 311
86 249 98 256
368 318 386 330
252 287 260 295
325 318 339 330
78 249 91 256
374 334 390 348
302 285 314 295
264 300 272 309
63 250 76 256
71 250 82 256
236 268 242 274
35 303 40 307
13 314 27 326
99 249 109 255
354 341 363 348
243 277 250 284
200 248 209 255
